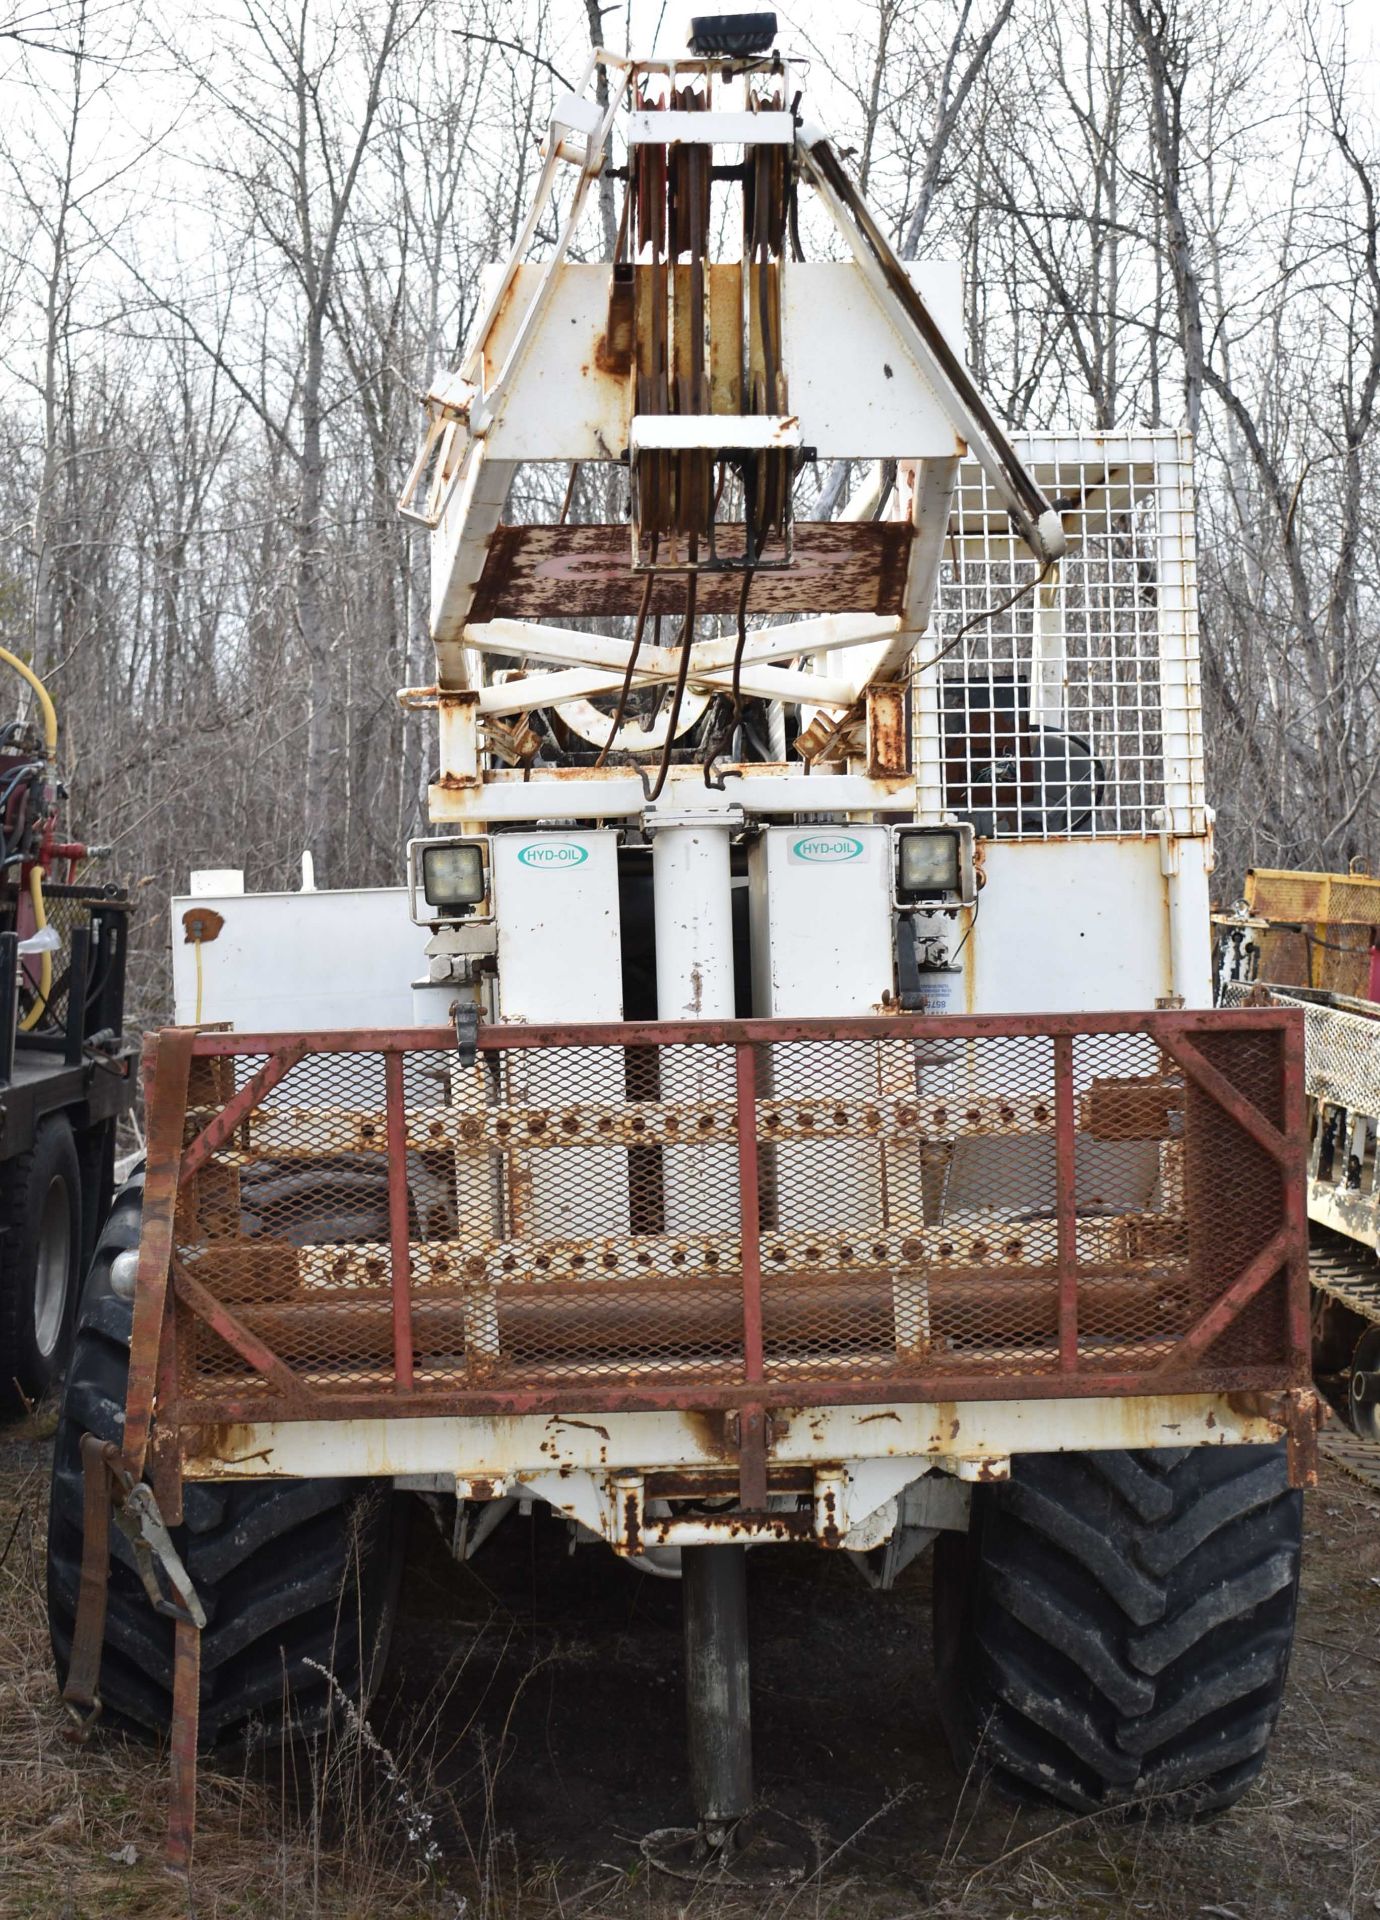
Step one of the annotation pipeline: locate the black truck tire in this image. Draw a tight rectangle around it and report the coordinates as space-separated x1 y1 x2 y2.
933 1445 1302 1814
0 1113 83 1416
47 1180 405 1750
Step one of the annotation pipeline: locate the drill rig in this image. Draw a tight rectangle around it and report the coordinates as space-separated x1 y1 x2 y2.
50 19 1315 1869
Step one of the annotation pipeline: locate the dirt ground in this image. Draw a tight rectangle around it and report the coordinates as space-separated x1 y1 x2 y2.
4 1422 1380 1920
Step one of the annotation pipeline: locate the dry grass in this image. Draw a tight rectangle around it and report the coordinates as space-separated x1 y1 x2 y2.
0 1423 461 1919
5 1411 1380 1920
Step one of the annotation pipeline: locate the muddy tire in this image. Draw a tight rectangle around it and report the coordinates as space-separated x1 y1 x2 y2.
0 1114 83 1416
933 1446 1302 1814
47 1179 405 1749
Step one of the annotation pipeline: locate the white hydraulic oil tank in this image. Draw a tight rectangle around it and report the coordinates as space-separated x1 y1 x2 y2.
747 826 893 1017
748 827 897 1237
491 831 624 1242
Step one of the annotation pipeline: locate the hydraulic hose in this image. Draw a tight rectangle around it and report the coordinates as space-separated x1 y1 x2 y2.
0 644 58 758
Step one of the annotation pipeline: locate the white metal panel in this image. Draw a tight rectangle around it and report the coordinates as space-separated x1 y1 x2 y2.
471 261 968 463
169 887 432 1031
969 838 1173 1014
627 109 795 144
783 261 965 458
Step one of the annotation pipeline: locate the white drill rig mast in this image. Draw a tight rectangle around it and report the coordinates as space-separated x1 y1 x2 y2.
396 40 1064 820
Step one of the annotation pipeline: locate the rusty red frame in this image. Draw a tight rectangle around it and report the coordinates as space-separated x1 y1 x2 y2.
123 1007 1312 1485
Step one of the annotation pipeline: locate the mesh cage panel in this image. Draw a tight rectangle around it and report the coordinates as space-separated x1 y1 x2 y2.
923 434 1202 841
153 1012 1303 1418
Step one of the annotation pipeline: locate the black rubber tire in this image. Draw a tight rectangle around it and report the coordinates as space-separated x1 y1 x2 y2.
47 1179 406 1750
0 1113 83 1416
933 1445 1303 1814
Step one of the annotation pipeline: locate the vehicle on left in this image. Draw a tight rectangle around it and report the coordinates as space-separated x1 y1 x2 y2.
0 646 134 1415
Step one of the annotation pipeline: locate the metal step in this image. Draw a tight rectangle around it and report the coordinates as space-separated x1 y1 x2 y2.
1318 1426 1380 1494
1310 1229 1380 1325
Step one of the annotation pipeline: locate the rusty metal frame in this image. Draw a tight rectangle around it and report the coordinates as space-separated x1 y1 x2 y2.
123 1006 1311 1484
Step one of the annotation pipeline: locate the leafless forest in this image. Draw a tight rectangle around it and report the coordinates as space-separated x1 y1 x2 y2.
1 0 1376 1025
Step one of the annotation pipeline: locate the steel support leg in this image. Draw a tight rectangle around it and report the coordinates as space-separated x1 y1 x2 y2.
682 1544 752 1850
167 1616 201 1874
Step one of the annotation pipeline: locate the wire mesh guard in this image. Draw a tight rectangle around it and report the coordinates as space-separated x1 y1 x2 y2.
1228 986 1380 1237
0 881 126 1040
142 1010 1306 1423
925 433 1202 841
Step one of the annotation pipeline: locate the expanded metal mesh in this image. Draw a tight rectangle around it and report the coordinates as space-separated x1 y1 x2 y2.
162 1014 1299 1413
922 432 1202 841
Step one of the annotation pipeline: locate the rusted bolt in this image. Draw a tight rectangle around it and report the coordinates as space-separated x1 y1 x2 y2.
1033 1103 1049 1124
698 1115 713 1133
900 1237 923 1262
771 1244 786 1262
798 1110 814 1128
833 1107 848 1127
502 1255 516 1272
464 1255 485 1279
460 1115 483 1140
561 1114 580 1133
965 1108 980 1125
933 1106 948 1126
705 1249 720 1266
601 1252 618 1269
360 1122 376 1141
597 1115 613 1132
528 1115 546 1134
896 1104 917 1127
631 1116 646 1133
429 1119 445 1138
671 1248 686 1265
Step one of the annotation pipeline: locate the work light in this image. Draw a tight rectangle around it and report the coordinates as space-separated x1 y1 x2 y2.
892 826 976 907
407 836 490 922
898 830 959 895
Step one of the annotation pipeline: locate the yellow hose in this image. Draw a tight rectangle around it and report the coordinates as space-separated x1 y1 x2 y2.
18 862 51 1031
0 648 59 1030
0 644 58 757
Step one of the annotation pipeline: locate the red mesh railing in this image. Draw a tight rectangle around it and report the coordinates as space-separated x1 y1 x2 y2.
122 1009 1309 1447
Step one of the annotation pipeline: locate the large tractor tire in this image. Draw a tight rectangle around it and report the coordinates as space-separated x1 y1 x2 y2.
47 1179 405 1749
0 1113 83 1416
934 1445 1302 1814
